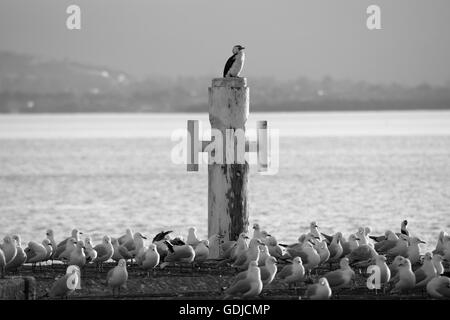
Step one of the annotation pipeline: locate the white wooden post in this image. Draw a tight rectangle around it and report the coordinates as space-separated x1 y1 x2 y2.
208 78 249 251
186 77 270 258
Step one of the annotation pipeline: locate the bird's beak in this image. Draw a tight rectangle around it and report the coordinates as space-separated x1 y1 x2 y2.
314 237 320 240
79 232 83 234
73 241 78 244
266 234 272 237
142 235 147 239
244 236 250 239
355 238 360 241
241 47 245 50
419 240 426 244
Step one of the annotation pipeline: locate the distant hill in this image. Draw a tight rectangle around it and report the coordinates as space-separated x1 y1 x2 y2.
1 52 449 113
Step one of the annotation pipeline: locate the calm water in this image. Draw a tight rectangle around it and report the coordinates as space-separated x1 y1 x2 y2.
1 111 450 252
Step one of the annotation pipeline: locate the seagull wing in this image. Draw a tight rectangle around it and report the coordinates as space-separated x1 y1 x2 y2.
277 264 293 279
321 233 333 244
306 284 318 298
324 270 345 287
414 268 426 284
225 278 252 297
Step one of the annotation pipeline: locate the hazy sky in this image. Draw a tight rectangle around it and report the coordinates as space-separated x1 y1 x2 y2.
1 0 449 85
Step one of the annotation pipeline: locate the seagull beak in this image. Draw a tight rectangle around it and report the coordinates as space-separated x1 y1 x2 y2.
419 240 426 244
244 236 250 239
79 232 83 234
141 235 147 239
355 238 360 241
240 46 245 50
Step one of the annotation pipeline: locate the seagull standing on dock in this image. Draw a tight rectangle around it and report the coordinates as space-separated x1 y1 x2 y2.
223 45 245 78
305 277 332 300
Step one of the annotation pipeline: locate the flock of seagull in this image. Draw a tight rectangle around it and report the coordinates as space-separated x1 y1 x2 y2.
1 219 450 299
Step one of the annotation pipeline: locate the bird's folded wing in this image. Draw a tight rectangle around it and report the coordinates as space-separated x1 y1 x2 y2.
226 279 251 296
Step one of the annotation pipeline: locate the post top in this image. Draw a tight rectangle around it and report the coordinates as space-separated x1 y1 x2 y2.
212 77 247 87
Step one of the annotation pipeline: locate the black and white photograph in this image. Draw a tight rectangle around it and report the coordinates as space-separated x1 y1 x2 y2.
0 0 449 313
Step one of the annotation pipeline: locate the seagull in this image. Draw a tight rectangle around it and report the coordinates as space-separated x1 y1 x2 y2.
68 240 86 268
327 232 344 265
57 238 78 262
232 238 262 270
341 234 360 258
346 242 378 266
45 229 58 259
187 227 202 248
426 276 450 298
49 266 80 299
432 231 447 255
160 240 195 268
374 255 391 292
129 232 148 258
6 235 27 272
93 235 114 271
111 238 132 262
257 245 271 267
228 233 249 262
0 249 6 278
135 237 150 266
314 240 330 265
386 234 409 258
432 254 444 275
207 234 223 259
25 241 48 270
0 236 17 265
252 223 263 240
106 259 128 297
117 228 135 251
224 260 263 299
283 234 320 273
391 258 416 294
389 255 407 284
57 229 83 248
84 237 98 263
308 221 322 243
277 256 306 288
265 235 288 260
414 252 437 288
305 277 332 300
141 244 160 275
406 237 426 265
323 257 355 290
370 220 409 242
223 45 245 78
259 256 278 286
42 239 53 262
194 240 209 263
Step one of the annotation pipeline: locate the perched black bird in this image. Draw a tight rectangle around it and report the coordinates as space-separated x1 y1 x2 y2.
223 45 245 77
